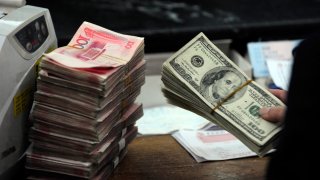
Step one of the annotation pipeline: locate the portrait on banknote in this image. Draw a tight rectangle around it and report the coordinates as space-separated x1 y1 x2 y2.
200 66 247 104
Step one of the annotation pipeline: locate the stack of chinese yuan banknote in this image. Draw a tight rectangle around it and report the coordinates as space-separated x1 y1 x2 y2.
25 21 145 179
161 32 285 157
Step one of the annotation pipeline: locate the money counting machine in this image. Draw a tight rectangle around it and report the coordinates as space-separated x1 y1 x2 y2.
0 5 57 179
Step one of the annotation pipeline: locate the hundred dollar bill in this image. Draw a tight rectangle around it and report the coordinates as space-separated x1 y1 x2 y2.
45 21 144 68
161 32 285 156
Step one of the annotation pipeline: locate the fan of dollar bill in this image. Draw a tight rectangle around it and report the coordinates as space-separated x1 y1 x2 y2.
161 32 285 156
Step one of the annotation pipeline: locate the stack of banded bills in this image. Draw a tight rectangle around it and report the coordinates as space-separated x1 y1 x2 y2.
25 21 145 179
161 32 285 156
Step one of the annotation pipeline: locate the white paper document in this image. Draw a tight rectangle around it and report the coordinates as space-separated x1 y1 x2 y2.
137 105 209 135
247 39 301 78
172 127 257 162
266 58 293 90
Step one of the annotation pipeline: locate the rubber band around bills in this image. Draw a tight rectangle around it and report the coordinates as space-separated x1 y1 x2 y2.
211 79 253 113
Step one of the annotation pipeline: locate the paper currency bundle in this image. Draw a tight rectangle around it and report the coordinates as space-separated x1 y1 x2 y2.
161 32 285 156
25 21 145 179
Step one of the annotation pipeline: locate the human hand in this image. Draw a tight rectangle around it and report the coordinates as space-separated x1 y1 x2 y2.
259 89 287 123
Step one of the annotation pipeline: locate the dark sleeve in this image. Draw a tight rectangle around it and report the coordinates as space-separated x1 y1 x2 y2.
266 34 320 179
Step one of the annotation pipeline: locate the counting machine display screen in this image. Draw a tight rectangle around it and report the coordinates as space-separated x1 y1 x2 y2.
15 15 48 53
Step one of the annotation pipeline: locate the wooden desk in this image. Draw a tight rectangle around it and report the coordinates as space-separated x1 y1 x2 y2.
109 135 269 180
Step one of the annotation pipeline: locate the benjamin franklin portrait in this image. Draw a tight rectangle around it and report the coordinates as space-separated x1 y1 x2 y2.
200 66 247 104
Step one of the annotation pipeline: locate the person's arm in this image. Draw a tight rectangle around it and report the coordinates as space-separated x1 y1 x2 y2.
259 89 287 123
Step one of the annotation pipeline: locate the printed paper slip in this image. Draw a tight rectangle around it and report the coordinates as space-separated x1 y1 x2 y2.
172 129 256 162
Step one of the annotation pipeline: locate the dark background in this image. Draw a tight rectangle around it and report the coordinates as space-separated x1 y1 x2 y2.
27 0 320 54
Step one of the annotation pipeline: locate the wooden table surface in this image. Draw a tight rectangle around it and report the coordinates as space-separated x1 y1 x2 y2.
109 135 269 180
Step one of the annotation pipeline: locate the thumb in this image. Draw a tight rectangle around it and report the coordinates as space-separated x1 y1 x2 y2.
259 107 286 123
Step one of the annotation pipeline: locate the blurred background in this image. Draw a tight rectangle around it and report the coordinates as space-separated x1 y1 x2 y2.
27 0 320 54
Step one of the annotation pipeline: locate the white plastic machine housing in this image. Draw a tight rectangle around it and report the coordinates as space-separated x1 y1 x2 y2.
0 5 57 178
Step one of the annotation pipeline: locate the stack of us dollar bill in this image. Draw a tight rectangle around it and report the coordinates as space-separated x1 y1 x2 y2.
161 32 285 156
